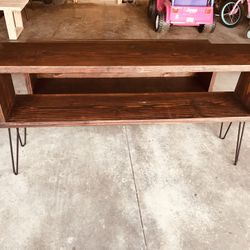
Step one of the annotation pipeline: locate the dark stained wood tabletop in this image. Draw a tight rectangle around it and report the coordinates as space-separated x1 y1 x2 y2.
1 40 250 74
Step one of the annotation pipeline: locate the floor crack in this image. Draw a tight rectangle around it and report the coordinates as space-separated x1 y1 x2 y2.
124 126 148 250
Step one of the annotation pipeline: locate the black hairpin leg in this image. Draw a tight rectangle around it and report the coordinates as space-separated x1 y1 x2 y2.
8 128 27 175
234 122 246 166
219 122 232 139
219 122 246 165
18 128 27 147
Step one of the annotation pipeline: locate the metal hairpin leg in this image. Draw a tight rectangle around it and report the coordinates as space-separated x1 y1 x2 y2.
219 122 246 165
8 128 27 175
219 122 232 139
18 128 27 147
234 122 246 166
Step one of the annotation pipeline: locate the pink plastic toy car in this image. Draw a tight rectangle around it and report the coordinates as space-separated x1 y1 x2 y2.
148 0 216 33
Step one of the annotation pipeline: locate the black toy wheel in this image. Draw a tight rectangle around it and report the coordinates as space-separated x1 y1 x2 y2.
198 24 205 33
154 12 165 32
198 20 216 33
148 0 156 18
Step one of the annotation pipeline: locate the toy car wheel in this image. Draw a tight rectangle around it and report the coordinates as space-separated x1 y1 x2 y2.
148 0 156 18
247 29 250 39
220 0 243 28
154 12 165 32
208 20 216 33
198 25 205 33
205 19 216 33
198 21 216 33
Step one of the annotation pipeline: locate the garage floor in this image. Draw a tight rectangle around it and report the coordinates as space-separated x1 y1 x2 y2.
0 3 250 42
0 3 250 250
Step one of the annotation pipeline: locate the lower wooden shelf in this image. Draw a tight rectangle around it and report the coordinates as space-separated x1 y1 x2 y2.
1 92 249 128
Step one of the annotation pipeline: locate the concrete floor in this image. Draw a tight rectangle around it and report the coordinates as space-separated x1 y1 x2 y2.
0 3 250 42
0 2 250 250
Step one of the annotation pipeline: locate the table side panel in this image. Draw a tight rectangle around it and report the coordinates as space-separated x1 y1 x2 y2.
235 72 250 110
0 74 15 122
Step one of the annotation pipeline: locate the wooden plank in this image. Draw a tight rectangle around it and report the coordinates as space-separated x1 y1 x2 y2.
24 74 36 94
235 72 250 110
3 9 25 40
36 72 197 78
13 10 23 28
31 75 211 94
0 74 15 122
208 72 217 92
1 41 250 74
3 10 18 40
1 92 249 128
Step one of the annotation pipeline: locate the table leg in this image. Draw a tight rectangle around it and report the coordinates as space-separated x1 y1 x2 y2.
14 11 24 29
3 10 24 40
8 128 27 175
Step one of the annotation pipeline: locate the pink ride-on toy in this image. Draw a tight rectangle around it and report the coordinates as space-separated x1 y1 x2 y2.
148 0 216 33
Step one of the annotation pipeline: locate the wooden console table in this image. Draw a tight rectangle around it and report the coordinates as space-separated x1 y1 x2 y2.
0 40 249 174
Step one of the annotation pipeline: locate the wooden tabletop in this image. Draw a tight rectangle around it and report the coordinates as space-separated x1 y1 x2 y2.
0 0 29 10
0 41 250 74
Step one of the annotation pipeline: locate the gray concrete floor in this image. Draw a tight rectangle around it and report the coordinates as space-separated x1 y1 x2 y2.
0 2 250 250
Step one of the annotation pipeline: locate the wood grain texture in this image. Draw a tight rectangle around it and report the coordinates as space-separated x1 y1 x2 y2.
1 41 250 74
235 72 250 110
0 74 15 122
1 92 249 128
24 74 36 94
36 72 198 79
31 75 211 94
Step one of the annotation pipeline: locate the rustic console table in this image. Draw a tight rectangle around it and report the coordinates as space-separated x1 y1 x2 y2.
0 40 249 175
